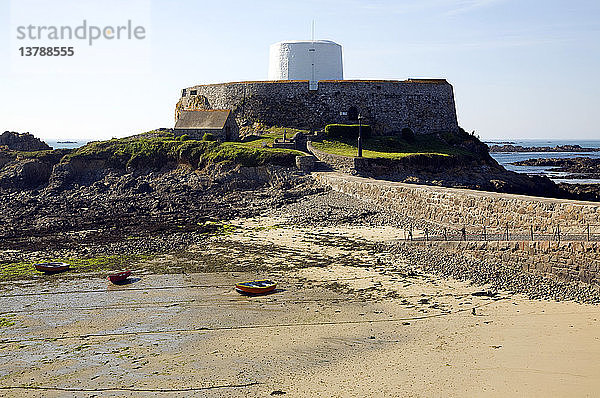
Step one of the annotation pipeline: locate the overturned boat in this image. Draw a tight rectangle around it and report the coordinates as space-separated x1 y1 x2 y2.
34 262 70 273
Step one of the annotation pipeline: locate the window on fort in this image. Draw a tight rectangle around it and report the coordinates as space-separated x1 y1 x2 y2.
190 90 197 96
182 89 187 97
347 106 358 121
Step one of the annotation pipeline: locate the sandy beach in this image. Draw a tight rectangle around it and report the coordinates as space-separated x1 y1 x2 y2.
2 217 599 397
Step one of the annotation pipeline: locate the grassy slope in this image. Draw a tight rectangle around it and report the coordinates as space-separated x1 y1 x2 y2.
59 131 307 169
312 135 472 160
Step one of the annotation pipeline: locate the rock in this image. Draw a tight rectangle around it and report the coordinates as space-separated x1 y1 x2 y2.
295 155 315 172
0 131 51 151
136 182 153 194
0 158 52 189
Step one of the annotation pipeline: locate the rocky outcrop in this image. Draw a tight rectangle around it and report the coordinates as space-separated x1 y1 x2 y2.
0 131 52 151
559 183 600 202
512 157 600 179
0 158 53 189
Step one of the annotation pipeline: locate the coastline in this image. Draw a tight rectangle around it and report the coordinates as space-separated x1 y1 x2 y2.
487 140 600 184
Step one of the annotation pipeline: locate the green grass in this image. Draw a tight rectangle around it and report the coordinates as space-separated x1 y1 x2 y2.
312 134 471 159
61 131 306 169
203 221 238 236
5 129 308 171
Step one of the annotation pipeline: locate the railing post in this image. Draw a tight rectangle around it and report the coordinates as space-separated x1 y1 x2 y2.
483 225 487 242
444 228 448 241
588 224 591 242
530 226 534 241
557 225 561 244
461 226 466 241
425 228 429 242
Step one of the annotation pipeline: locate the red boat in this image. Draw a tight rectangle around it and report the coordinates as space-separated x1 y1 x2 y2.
34 262 70 273
108 270 131 284
235 280 277 295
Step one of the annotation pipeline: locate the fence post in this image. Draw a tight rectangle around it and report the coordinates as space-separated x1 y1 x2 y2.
588 224 591 242
483 225 487 242
530 226 534 241
425 228 429 242
461 226 466 241
444 228 448 241
557 225 561 244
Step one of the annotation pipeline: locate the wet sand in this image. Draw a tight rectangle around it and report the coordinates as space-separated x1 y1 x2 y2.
1 219 599 397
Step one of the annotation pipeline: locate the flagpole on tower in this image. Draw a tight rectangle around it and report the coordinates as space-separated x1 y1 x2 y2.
309 20 317 90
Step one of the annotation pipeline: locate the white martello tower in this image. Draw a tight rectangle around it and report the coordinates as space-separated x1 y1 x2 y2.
268 40 343 82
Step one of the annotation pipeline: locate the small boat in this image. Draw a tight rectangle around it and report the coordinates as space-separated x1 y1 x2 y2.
108 270 131 284
235 279 277 295
34 262 70 273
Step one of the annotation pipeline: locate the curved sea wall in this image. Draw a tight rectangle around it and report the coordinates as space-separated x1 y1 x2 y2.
314 172 600 229
315 172 600 287
177 80 459 135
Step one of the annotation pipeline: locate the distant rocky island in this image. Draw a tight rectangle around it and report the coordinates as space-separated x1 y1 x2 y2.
488 144 600 153
512 157 600 179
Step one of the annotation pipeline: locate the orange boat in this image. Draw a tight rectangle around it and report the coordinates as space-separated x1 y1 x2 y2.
235 280 277 295
108 270 131 284
34 262 70 273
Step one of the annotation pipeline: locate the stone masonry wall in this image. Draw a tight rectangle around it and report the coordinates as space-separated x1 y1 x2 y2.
398 240 600 288
314 172 600 230
306 141 357 173
177 80 459 135
316 172 600 287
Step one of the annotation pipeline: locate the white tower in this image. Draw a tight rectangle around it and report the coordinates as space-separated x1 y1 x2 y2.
268 40 343 81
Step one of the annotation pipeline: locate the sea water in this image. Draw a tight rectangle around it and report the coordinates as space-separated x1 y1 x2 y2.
486 139 600 184
46 140 89 150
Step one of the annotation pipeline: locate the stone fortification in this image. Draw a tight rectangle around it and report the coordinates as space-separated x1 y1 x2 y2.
314 172 600 229
399 240 600 290
315 172 600 288
176 79 459 135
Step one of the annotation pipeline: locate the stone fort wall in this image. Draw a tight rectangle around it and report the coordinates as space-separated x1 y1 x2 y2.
176 80 459 135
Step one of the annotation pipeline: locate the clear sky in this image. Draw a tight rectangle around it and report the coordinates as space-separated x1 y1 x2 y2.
1 0 599 141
